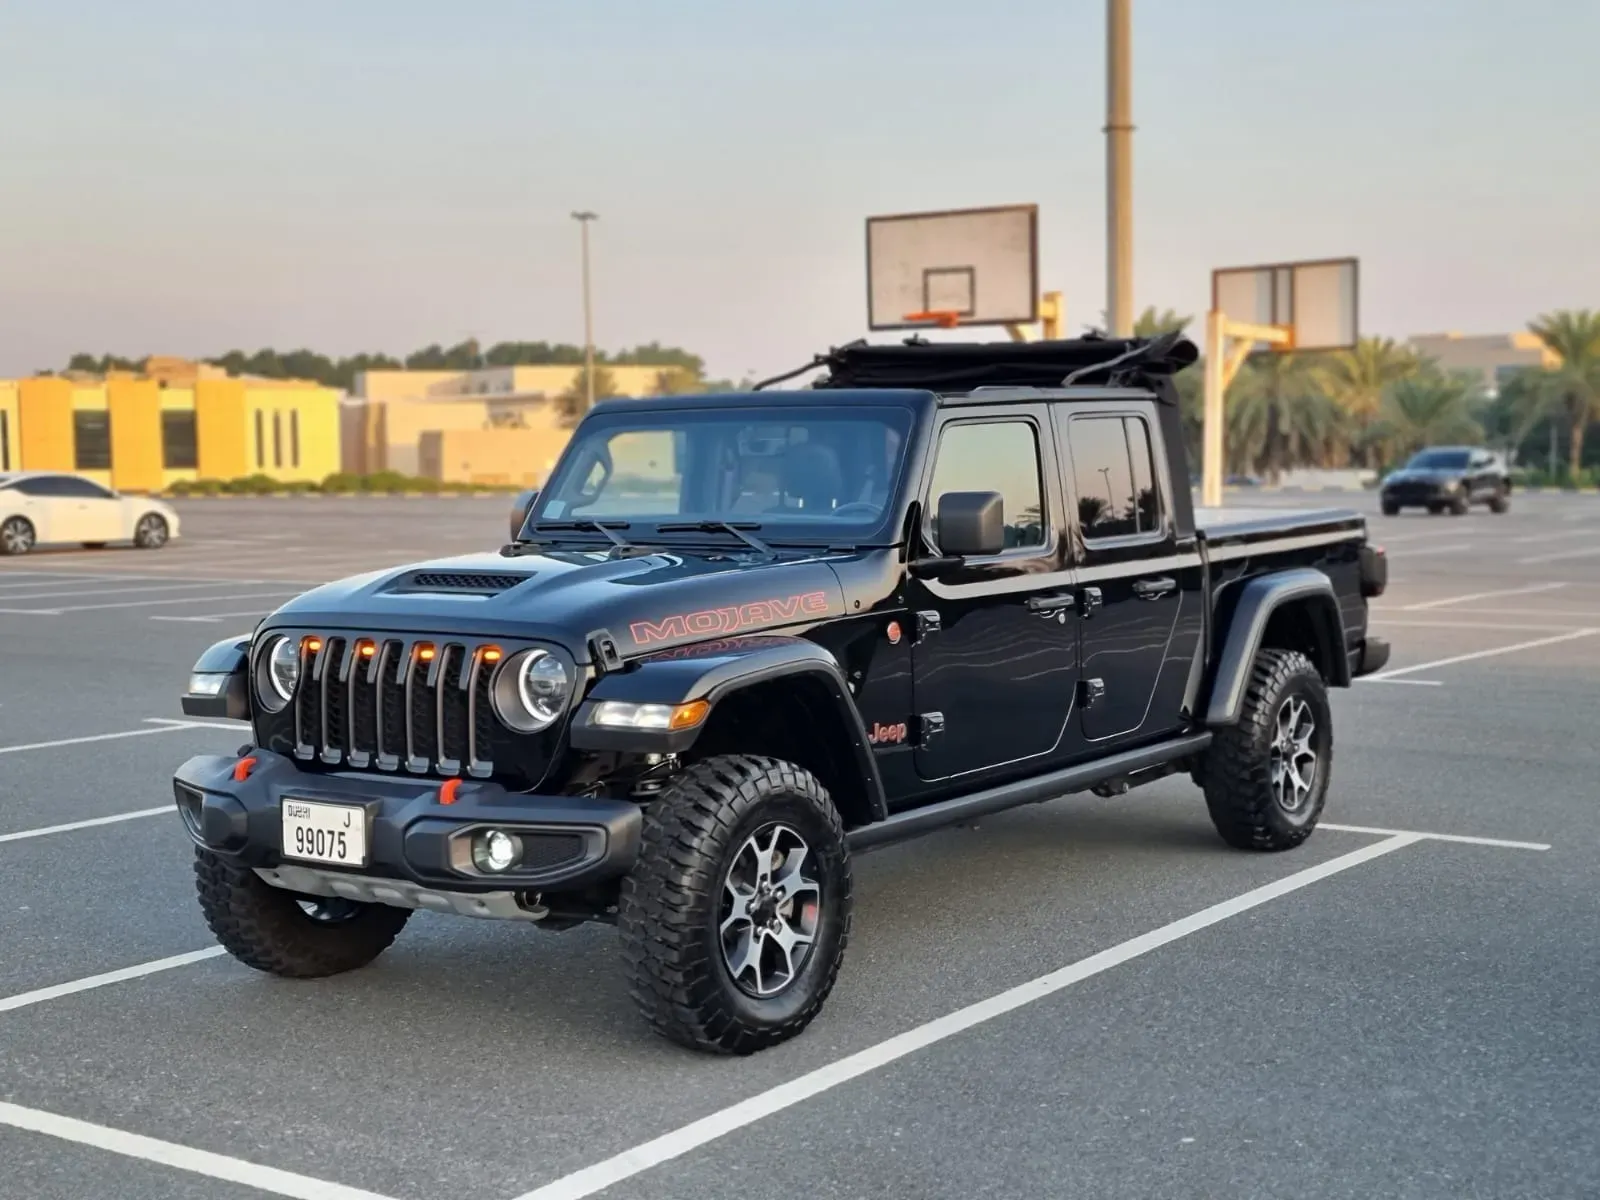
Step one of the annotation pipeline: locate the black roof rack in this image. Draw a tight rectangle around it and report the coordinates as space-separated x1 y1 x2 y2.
755 330 1199 397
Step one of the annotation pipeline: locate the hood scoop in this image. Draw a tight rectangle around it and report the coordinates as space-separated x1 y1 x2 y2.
384 570 535 596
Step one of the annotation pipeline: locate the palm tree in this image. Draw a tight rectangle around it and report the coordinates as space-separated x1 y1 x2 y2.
1132 307 1192 337
1526 309 1600 479
1320 337 1424 466
1371 370 1484 464
1225 353 1350 483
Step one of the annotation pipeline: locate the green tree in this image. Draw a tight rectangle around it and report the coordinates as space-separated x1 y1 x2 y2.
556 363 619 425
1370 369 1485 464
651 367 703 395
1131 306 1192 337
1226 353 1350 483
1526 309 1600 479
1320 337 1424 466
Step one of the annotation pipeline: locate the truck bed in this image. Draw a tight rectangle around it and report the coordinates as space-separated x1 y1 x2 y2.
1194 504 1368 554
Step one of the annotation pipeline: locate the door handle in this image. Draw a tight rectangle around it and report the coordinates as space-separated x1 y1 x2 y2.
1025 593 1075 613
1132 577 1176 600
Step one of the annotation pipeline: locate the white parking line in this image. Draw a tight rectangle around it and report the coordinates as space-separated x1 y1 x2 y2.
1514 527 1599 544
1357 677 1443 686
1319 823 1550 851
0 720 224 757
0 949 229 1016
0 1100 399 1200
1364 628 1599 680
1518 546 1600 565
1400 582 1568 610
150 610 274 624
0 581 272 601
0 807 168 844
1372 618 1585 633
0 590 301 615
510 835 1422 1200
1392 543 1471 558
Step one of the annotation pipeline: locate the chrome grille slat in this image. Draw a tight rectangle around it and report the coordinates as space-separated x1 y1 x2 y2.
292 633 497 779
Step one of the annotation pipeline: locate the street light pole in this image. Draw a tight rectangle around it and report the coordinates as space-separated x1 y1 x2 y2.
571 211 598 413
1105 0 1133 338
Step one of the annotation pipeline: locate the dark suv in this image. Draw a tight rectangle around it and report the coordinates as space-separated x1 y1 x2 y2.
1380 446 1510 515
172 334 1390 1054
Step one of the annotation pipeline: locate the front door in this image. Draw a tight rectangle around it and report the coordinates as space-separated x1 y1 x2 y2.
1058 408 1194 745
909 408 1080 784
56 477 125 542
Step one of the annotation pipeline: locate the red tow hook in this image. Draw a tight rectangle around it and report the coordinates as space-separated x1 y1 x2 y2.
439 778 462 806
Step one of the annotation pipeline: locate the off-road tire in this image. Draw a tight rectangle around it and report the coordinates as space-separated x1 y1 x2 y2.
1199 648 1332 852
1488 486 1510 514
618 754 852 1055
193 847 411 978
0 516 35 556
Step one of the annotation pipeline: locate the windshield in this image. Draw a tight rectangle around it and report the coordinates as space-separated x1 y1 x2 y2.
1405 449 1472 470
529 405 915 544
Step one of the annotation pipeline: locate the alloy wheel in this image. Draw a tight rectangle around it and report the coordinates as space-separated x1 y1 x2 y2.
1269 696 1318 813
719 822 822 998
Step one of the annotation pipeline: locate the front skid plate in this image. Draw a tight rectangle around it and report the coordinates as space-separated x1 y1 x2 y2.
256 863 547 921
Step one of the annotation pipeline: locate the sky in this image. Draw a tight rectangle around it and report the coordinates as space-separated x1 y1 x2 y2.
1 0 1595 384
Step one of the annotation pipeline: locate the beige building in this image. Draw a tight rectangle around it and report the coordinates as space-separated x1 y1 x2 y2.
1408 331 1559 397
343 364 671 481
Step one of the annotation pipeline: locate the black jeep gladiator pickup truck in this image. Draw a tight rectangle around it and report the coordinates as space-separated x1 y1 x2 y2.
172 333 1390 1054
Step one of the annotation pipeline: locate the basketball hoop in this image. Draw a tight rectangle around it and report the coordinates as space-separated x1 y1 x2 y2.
901 310 962 329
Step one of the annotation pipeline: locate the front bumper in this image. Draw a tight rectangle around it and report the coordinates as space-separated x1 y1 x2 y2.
1382 480 1456 505
172 750 642 906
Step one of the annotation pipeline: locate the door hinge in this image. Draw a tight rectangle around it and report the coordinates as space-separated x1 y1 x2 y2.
1078 678 1106 708
918 711 945 744
1080 587 1103 617
915 610 942 639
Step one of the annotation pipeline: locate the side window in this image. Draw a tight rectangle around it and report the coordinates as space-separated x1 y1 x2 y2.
17 477 64 497
53 477 112 499
926 419 1045 551
1068 415 1163 541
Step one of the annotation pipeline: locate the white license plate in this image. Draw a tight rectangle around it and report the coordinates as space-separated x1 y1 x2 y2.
280 799 368 867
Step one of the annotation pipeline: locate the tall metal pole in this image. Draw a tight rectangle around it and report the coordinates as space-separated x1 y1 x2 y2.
571 211 598 412
1105 0 1133 338
1202 310 1226 509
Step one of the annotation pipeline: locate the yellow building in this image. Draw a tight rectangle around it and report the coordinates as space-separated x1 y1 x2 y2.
0 363 342 492
344 363 671 480
1408 331 1560 398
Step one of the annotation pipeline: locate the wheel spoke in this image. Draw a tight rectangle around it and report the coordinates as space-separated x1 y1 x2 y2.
724 924 764 991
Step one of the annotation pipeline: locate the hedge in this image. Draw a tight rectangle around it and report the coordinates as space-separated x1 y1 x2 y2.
163 472 528 497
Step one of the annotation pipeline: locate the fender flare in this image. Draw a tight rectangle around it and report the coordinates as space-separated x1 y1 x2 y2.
1204 568 1349 726
569 635 888 823
181 635 253 721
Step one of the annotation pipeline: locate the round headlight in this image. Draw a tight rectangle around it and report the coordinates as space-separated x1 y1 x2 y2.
257 635 300 711
492 648 571 732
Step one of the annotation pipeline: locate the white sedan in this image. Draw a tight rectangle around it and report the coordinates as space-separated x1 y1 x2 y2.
0 471 181 555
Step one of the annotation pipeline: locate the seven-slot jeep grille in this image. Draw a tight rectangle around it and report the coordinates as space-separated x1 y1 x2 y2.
294 635 499 778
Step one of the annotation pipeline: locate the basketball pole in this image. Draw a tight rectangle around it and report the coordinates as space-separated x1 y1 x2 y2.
1200 311 1291 508
1004 291 1064 343
1105 0 1134 338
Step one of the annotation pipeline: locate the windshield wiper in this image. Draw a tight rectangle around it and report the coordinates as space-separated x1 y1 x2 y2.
657 520 774 558
504 519 650 557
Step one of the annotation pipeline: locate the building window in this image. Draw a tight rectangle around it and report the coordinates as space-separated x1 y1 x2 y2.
161 410 198 469
273 412 283 468
73 411 112 470
0 410 9 471
290 410 300 467
255 410 265 468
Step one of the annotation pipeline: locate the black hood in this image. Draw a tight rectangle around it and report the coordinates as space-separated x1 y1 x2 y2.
258 546 851 663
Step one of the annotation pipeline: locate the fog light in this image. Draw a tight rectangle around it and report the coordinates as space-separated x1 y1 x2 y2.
473 829 522 873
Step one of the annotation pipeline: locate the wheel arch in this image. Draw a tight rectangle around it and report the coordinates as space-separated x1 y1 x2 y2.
1203 568 1348 726
570 635 888 829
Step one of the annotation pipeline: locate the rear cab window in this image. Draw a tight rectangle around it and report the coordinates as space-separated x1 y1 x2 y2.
1061 411 1166 545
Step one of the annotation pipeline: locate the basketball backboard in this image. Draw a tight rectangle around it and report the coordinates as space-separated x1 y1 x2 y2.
865 204 1039 331
1210 256 1358 352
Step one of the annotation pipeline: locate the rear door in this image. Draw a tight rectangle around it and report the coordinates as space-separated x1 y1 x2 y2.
51 476 126 542
907 405 1080 784
1056 403 1198 745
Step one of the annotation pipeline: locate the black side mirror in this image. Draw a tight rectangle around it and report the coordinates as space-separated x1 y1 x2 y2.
935 491 1005 558
509 488 539 540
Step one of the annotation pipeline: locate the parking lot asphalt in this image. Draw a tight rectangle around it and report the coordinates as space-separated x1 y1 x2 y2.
1 490 1598 1200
